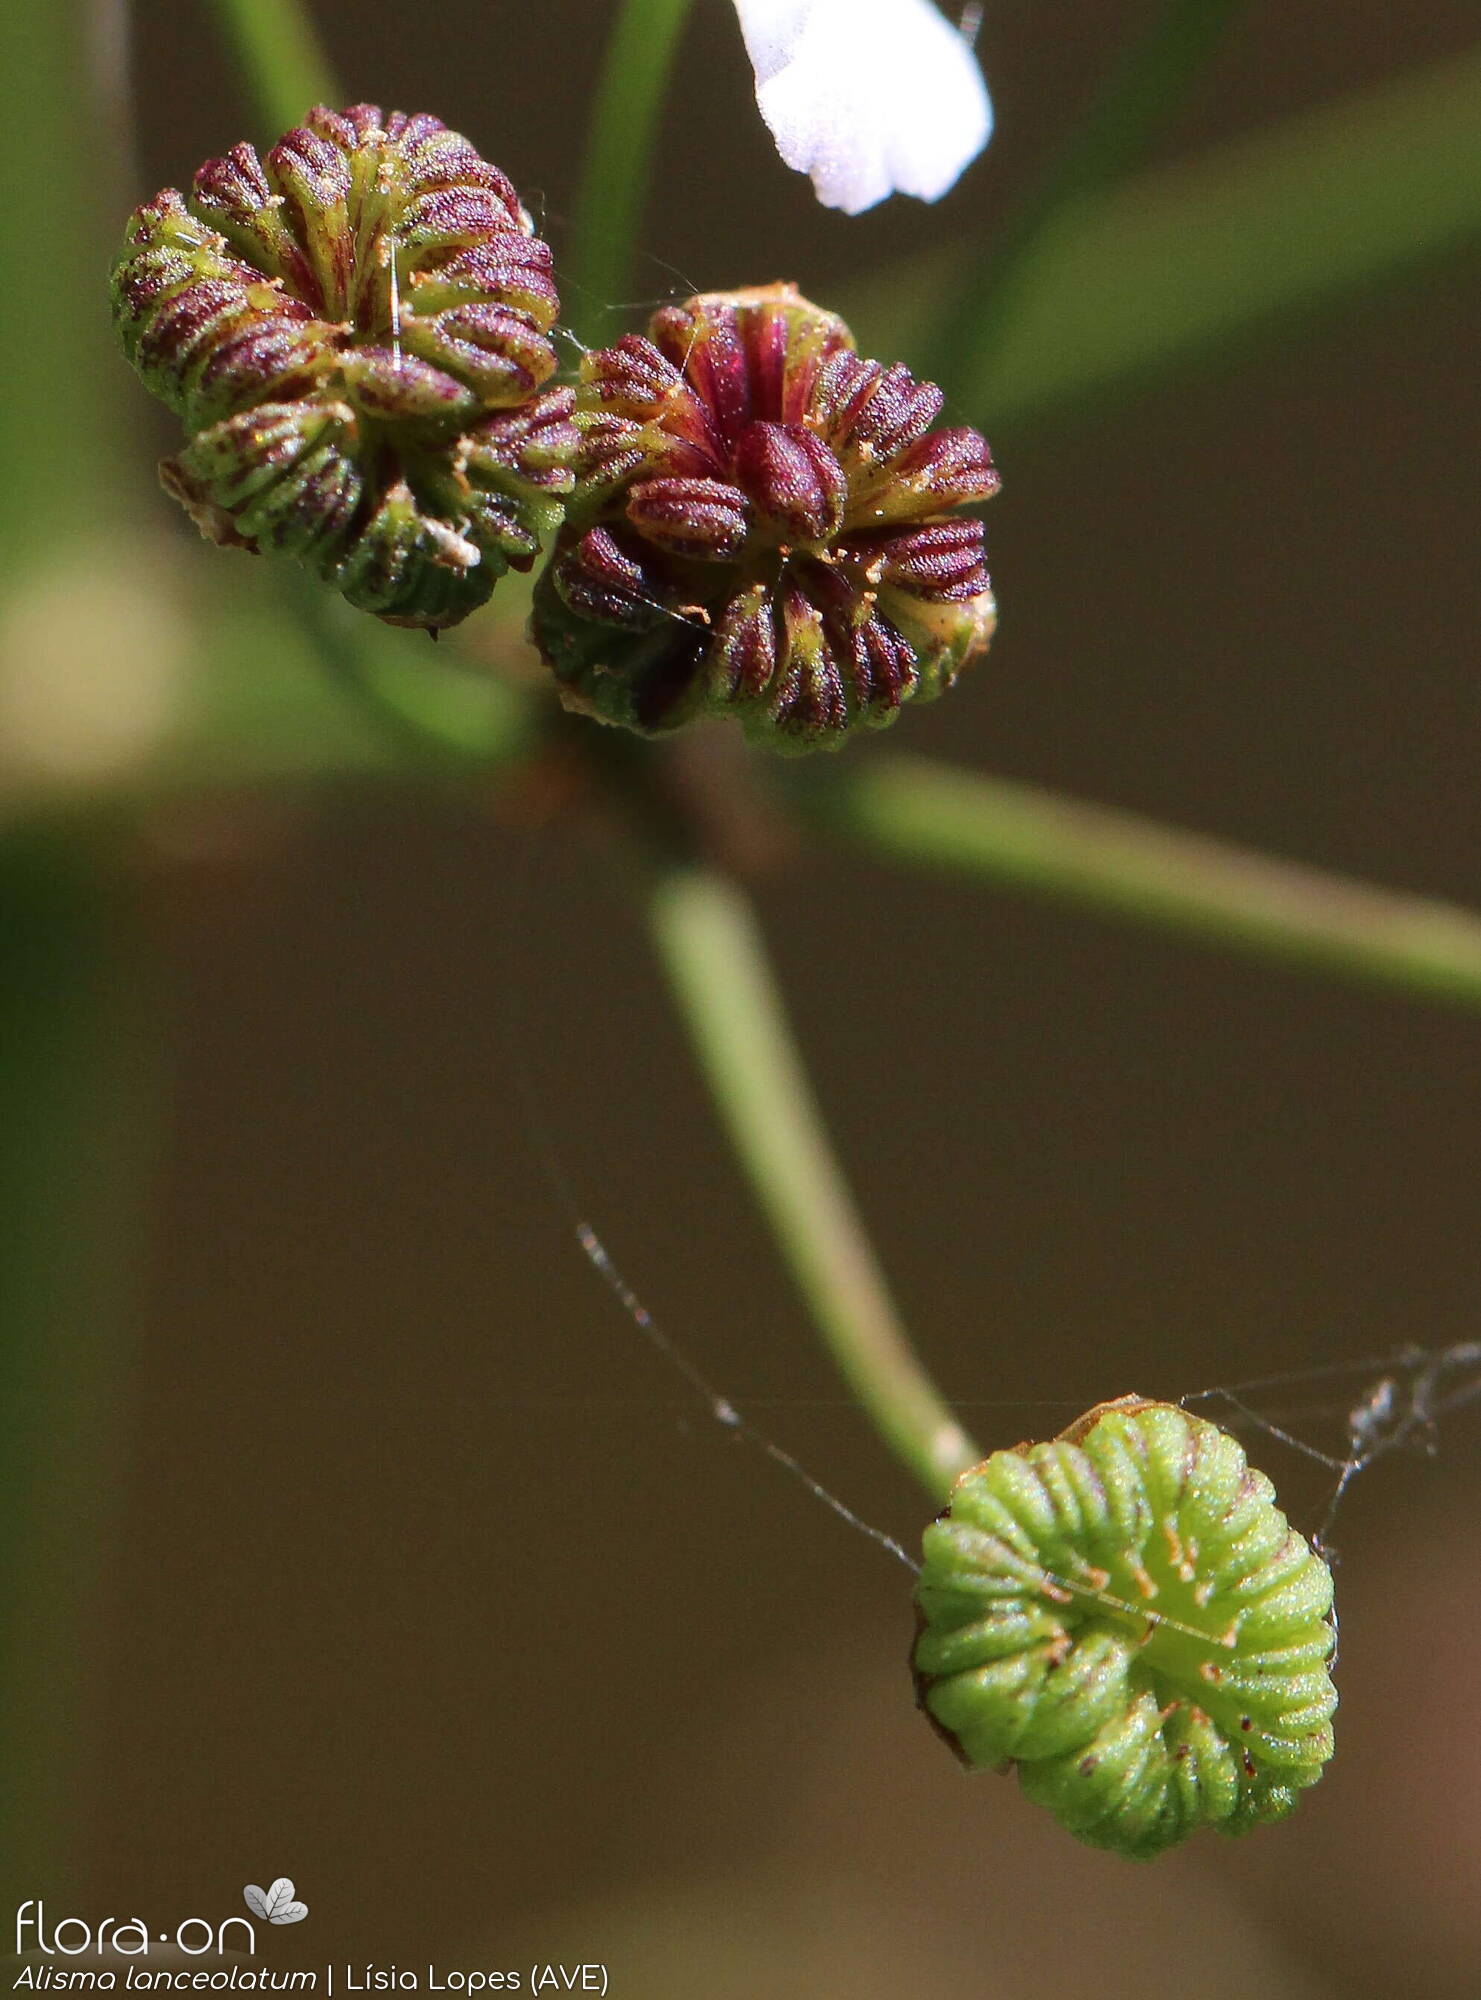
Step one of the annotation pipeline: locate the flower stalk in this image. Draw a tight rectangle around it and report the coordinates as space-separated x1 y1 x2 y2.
646 865 980 1502
207 0 338 138
925 0 1252 394
567 0 694 348
799 754 1481 1011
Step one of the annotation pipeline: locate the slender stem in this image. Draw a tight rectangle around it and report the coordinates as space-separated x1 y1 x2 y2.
802 755 1481 1010
207 0 338 137
0 0 150 1897
0 829 156 1894
287 572 536 769
0 0 121 555
646 867 979 1501
927 0 1251 394
567 0 694 347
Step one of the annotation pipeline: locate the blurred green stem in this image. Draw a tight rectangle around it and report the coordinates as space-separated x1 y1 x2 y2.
288 573 536 768
0 0 152 1902
207 0 338 137
568 0 693 347
0 1 120 553
928 0 1250 393
804 756 1481 1009
646 867 979 1502
0 832 155 1895
874 44 1481 430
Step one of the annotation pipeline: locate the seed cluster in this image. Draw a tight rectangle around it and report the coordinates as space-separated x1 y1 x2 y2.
111 105 575 629
532 284 999 751
914 1397 1337 1859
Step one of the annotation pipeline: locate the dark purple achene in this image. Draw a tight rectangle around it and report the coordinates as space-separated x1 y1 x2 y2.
531 283 999 750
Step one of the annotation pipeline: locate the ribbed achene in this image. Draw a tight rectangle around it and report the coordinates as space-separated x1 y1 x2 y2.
532 284 999 751
112 105 575 630
914 1397 1337 1859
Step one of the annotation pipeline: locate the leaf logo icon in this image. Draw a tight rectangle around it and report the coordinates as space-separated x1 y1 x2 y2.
244 1880 309 1925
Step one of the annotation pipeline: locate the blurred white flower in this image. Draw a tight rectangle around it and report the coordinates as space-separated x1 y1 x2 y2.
732 0 992 215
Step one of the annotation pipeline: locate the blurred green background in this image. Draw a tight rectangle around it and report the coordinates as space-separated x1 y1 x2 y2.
3 1 1481 1993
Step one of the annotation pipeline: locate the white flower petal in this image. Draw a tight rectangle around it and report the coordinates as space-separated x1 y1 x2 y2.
732 0 992 214
732 0 817 81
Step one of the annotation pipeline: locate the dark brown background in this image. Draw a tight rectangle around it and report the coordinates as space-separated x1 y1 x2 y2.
27 1 1481 1992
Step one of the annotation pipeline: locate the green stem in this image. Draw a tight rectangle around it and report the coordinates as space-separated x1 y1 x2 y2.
0 829 156 1894
567 0 694 348
206 0 338 137
288 573 536 769
0 0 121 555
803 755 1481 1009
926 0 1251 394
0 1 151 1899
646 867 979 1501
854 45 1481 432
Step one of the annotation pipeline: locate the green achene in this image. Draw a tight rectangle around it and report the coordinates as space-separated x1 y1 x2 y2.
914 1397 1337 1860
